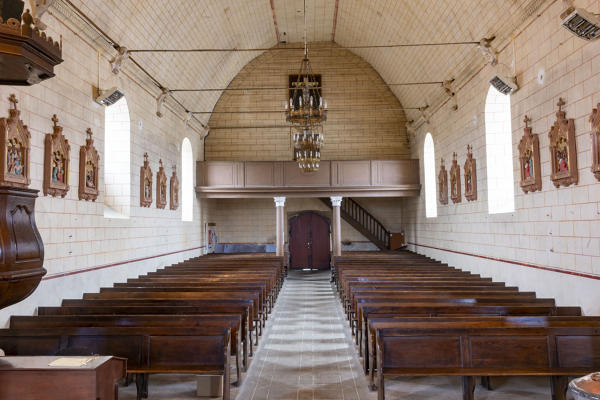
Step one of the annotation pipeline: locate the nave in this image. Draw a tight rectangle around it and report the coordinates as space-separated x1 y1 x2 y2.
119 268 555 400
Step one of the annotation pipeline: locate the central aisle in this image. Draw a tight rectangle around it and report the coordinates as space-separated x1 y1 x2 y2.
235 270 375 400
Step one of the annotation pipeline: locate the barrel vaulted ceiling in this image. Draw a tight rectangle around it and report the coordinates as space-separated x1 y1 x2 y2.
62 0 549 127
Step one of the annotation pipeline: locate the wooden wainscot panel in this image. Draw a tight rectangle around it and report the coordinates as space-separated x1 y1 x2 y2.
438 158 448 205
372 160 420 186
556 335 600 368
590 103 600 181
469 336 550 369
244 162 275 187
549 98 578 188
332 161 371 187
284 161 330 187
78 129 99 202
519 115 542 193
450 152 461 203
43 115 69 198
202 161 243 187
463 145 477 201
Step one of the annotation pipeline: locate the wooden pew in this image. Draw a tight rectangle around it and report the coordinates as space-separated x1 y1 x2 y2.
81 291 264 335
375 319 600 400
59 298 258 348
0 326 232 400
9 314 244 384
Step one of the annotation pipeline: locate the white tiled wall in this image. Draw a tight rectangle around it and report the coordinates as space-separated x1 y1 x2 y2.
403 0 600 316
0 13 205 327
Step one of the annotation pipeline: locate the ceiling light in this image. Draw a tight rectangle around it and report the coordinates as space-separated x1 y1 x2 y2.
285 0 326 173
561 5 600 40
95 87 125 106
490 74 518 95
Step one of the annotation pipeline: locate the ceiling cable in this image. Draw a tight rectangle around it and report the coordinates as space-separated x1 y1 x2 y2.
60 0 207 132
127 41 480 53
191 107 421 114
169 81 443 92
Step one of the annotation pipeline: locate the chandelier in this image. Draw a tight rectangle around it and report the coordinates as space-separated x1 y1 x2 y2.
285 1 327 172
293 125 323 172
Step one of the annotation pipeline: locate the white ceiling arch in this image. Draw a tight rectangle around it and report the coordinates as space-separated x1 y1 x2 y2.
64 0 549 124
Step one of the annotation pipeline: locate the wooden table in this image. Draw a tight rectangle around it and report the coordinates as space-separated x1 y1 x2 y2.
0 356 126 400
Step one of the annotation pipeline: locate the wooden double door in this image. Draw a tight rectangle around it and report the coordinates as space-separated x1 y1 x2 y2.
289 211 330 270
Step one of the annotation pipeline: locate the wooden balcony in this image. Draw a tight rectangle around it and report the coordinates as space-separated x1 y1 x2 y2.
196 160 420 198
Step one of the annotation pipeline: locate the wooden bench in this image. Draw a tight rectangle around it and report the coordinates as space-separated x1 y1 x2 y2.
359 302 582 383
375 319 600 400
81 291 265 335
58 298 258 348
0 326 232 400
9 314 244 384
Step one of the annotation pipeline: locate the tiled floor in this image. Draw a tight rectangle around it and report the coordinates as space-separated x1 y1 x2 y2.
120 270 571 399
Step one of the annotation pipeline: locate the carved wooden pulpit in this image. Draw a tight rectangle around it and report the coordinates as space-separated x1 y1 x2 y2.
0 94 45 310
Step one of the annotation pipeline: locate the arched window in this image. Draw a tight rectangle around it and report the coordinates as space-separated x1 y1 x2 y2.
485 86 515 214
424 133 437 218
181 137 193 221
104 97 130 219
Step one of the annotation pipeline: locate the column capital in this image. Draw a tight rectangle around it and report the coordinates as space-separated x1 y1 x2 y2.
274 196 286 207
330 196 343 207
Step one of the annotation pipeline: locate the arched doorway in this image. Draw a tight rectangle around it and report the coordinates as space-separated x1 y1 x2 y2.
288 211 330 270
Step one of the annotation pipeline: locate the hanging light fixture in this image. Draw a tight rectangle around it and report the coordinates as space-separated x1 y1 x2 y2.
285 0 327 172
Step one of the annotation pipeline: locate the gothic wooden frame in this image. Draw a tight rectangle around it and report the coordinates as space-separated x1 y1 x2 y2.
518 115 542 193
438 158 448 205
156 159 167 209
140 153 152 207
450 152 461 203
43 115 70 197
463 145 477 201
548 98 578 188
590 103 600 181
0 94 31 188
170 165 179 210
78 128 99 201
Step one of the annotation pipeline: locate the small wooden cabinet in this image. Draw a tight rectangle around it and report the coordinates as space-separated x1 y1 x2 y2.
0 356 126 400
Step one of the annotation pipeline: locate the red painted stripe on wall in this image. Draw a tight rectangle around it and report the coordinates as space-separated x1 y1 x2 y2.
42 246 205 281
408 242 600 281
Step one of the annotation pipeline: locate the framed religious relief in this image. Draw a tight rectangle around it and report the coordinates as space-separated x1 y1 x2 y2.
170 165 179 210
590 103 600 181
78 128 99 201
140 152 152 207
438 158 448 205
548 98 578 188
463 145 477 201
43 115 70 197
0 94 31 188
156 159 167 209
450 152 461 203
518 115 542 193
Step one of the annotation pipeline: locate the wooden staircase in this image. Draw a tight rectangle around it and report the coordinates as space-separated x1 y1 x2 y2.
320 198 391 250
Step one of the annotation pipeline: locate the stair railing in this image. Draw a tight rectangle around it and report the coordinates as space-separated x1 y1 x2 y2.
340 198 391 249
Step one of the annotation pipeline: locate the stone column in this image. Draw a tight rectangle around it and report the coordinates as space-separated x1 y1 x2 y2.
330 196 343 257
274 197 286 256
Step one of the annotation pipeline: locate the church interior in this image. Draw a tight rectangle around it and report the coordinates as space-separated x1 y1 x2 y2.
0 0 599 399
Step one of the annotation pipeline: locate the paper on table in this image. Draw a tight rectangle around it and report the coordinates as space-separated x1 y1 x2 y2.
48 356 96 367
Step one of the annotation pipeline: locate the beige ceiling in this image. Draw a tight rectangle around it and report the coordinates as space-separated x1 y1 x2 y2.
62 0 549 125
